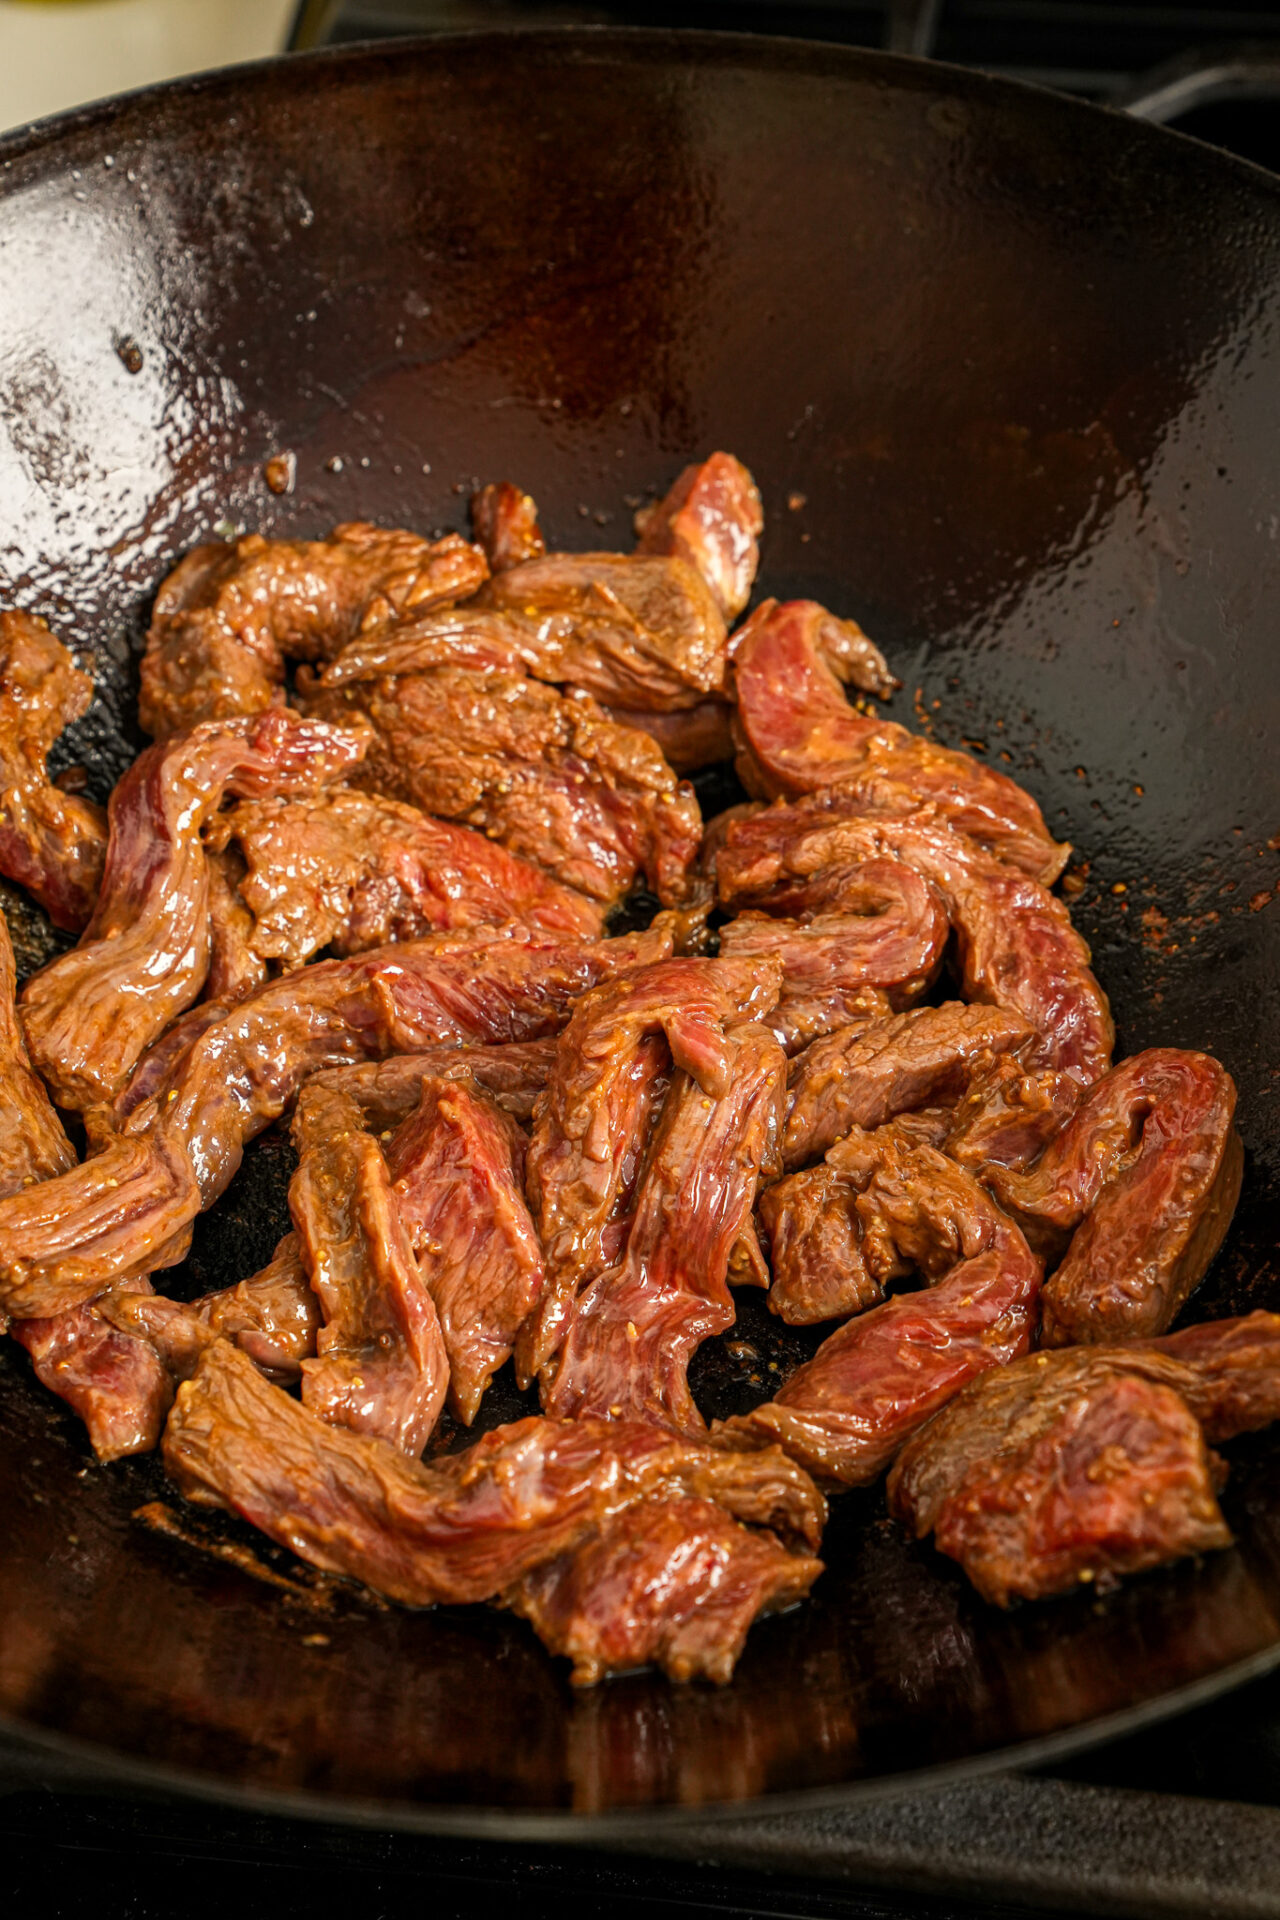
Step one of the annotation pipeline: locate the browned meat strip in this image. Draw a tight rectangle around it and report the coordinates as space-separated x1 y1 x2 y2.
887 1344 1238 1605
518 955 782 1386
305 669 702 907
944 1053 1083 1173
507 1494 820 1686
162 1340 826 1610
1151 1311 1280 1440
0 922 671 1319
140 524 488 738
545 1020 787 1433
21 709 366 1112
0 906 75 1201
730 599 1069 883
311 1038 556 1133
719 859 949 1052
205 845 269 1003
759 1160 900 1328
602 698 735 774
208 786 602 970
633 453 764 623
715 799 1112 1085
386 1076 543 1424
320 553 727 714
289 1083 447 1456
0 612 107 930
106 1235 320 1381
988 1049 1242 1345
717 1138 1041 1484
783 1002 1036 1170
471 482 546 572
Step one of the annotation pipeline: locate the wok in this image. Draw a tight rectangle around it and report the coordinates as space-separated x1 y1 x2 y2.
0 29 1278 1833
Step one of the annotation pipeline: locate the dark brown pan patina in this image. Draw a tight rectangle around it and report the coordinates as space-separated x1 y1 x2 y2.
0 30 1279 1830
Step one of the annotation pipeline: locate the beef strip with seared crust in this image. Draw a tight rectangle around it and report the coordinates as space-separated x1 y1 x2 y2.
21 709 367 1111
308 1037 556 1133
506 1494 820 1686
0 612 107 930
601 698 736 775
304 669 702 907
106 1235 321 1383
633 452 764 624
162 1340 825 1608
987 1048 1242 1343
945 1053 1084 1173
470 482 546 573
545 1020 787 1433
140 524 488 738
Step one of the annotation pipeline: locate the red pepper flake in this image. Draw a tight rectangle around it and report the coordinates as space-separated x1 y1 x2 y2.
1249 889 1274 912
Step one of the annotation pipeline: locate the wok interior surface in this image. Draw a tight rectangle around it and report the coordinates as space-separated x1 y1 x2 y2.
0 30 1279 1825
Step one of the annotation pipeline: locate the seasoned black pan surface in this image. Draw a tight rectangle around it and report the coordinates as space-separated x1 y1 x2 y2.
0 31 1278 1830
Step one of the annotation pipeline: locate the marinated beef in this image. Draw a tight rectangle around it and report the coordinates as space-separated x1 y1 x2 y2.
602 698 736 774
783 1002 1036 1169
715 798 1112 1085
162 1340 826 1609
106 1235 320 1381
718 859 949 1051
0 612 107 930
0 922 671 1318
633 452 764 623
545 1020 787 1432
386 1075 544 1424
988 1049 1242 1344
471 482 546 572
0 906 75 1199
517 955 782 1385
304 668 702 907
718 1138 1040 1484
945 1053 1083 1173
140 524 488 738
310 1037 556 1133
730 599 1069 883
21 708 367 1111
507 1494 820 1685
205 845 269 1003
209 786 602 974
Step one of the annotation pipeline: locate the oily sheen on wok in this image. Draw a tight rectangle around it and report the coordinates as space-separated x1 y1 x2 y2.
0 34 1277 1827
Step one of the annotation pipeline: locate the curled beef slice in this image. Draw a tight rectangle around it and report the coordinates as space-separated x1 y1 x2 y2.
759 1161 901 1328
0 906 75 1198
634 452 763 624
304 669 702 907
471 482 546 572
887 1347 1233 1606
20 708 367 1112
310 1037 556 1133
783 1001 1036 1170
718 1139 1040 1485
0 922 671 1319
0 611 106 931
716 800 1112 1086
945 1053 1083 1173
517 954 783 1385
730 599 1068 883
205 845 269 1004
719 859 949 1052
209 787 602 970
545 1020 787 1433
162 1340 827 1606
140 524 488 738
107 1234 320 1382
290 1084 446 1456
601 698 735 775
321 553 727 713
1149 1311 1280 1441
506 1494 820 1686
988 1048 1242 1345
386 1076 543 1425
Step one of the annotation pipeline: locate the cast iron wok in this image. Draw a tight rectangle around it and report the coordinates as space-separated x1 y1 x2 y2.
0 30 1278 1832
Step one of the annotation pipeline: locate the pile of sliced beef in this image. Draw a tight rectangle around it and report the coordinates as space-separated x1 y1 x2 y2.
0 451 1268 1688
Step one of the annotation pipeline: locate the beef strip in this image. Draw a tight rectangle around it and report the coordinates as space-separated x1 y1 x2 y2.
162 1340 826 1611
106 1235 321 1381
517 954 783 1386
21 709 367 1112
506 1494 820 1686
945 1053 1083 1173
289 1083 447 1456
783 1002 1036 1169
886 1343 1245 1605
730 599 1069 883
1150 1310 1280 1440
0 612 107 930
319 553 727 714
544 1020 787 1433
0 922 671 1319
717 1138 1041 1485
310 1037 557 1133
0 906 75 1201
140 524 488 738
601 698 736 775
304 669 702 907
633 452 764 624
987 1049 1242 1344
470 482 546 572
205 844 269 1003
719 859 950 1052
715 798 1113 1085
208 786 602 971
386 1076 544 1424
